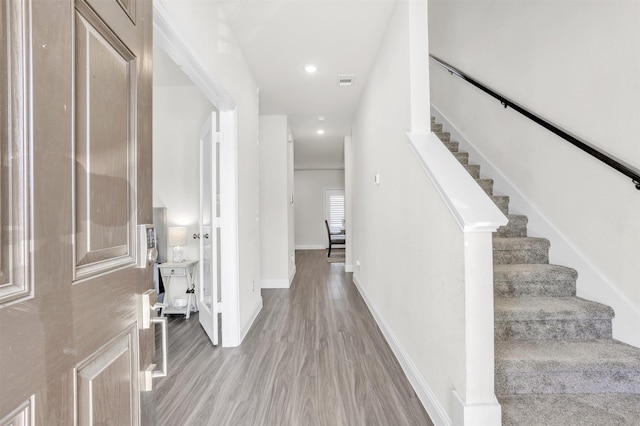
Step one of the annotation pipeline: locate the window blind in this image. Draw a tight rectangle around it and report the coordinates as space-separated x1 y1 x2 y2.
328 194 344 230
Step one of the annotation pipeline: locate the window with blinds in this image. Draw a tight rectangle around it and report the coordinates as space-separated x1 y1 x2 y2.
325 190 345 232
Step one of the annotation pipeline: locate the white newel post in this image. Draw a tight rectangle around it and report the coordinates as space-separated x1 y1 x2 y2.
452 231 502 425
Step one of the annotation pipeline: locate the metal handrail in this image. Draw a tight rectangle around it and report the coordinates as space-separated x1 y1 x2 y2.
430 54 640 190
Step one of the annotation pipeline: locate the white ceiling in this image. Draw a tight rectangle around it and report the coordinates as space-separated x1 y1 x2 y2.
220 0 396 169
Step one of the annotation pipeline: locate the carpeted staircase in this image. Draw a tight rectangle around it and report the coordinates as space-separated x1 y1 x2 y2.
431 117 640 425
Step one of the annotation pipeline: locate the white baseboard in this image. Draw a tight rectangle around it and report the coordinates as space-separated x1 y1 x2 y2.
240 296 263 343
261 278 291 289
352 273 451 426
452 390 501 426
432 106 640 348
295 244 325 250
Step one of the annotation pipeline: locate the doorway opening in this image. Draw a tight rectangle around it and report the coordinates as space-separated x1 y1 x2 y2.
152 5 241 349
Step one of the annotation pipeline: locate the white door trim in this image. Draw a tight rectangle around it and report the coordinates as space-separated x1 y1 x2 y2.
153 4 242 347
219 111 241 347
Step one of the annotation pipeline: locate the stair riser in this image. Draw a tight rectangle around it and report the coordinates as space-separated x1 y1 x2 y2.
492 196 509 215
496 216 528 238
454 152 469 165
494 249 549 264
495 319 612 340
435 132 450 142
431 123 443 132
496 224 527 238
494 280 576 298
476 179 494 196
496 369 640 395
444 141 459 152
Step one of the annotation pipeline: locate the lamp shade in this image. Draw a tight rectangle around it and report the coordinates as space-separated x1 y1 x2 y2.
168 226 187 246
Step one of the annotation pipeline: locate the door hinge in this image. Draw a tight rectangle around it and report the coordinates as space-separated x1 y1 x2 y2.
215 217 222 228
216 301 223 313
215 132 223 143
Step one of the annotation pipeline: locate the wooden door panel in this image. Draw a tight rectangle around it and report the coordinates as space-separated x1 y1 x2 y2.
114 0 136 24
83 0 139 44
74 5 137 279
76 327 138 425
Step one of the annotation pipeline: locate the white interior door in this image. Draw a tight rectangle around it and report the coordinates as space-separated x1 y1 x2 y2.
199 112 219 345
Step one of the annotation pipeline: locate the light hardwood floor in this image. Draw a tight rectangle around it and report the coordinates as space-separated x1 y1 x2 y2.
155 250 433 425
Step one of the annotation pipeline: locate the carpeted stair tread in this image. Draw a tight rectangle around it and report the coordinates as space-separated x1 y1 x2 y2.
496 339 640 368
493 237 550 264
494 263 576 283
495 339 640 394
498 394 640 426
495 297 614 321
431 123 443 132
495 297 614 340
493 236 549 250
494 264 577 297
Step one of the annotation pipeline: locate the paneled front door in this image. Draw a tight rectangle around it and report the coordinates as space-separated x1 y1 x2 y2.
0 0 154 423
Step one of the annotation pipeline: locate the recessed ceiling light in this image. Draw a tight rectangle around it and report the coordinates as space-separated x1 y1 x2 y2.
305 64 318 73
318 116 325 121
316 129 325 135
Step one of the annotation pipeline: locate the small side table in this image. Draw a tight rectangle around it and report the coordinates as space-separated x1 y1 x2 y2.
159 260 198 319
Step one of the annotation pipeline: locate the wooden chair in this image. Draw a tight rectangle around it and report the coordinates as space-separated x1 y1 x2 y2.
325 220 345 257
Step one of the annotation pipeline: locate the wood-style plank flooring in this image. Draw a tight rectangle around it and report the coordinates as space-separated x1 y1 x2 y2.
154 250 433 425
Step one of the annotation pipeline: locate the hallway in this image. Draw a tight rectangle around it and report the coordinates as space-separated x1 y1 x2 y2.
155 250 433 425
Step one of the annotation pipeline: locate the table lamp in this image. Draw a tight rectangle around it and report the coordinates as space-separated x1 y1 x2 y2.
168 226 187 263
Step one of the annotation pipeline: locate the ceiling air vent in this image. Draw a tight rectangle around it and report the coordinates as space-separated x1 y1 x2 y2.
337 74 355 87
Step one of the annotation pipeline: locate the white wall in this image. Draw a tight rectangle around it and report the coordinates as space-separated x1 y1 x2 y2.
294 170 345 249
429 0 640 346
153 84 213 262
351 2 496 423
259 115 295 287
157 0 263 340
